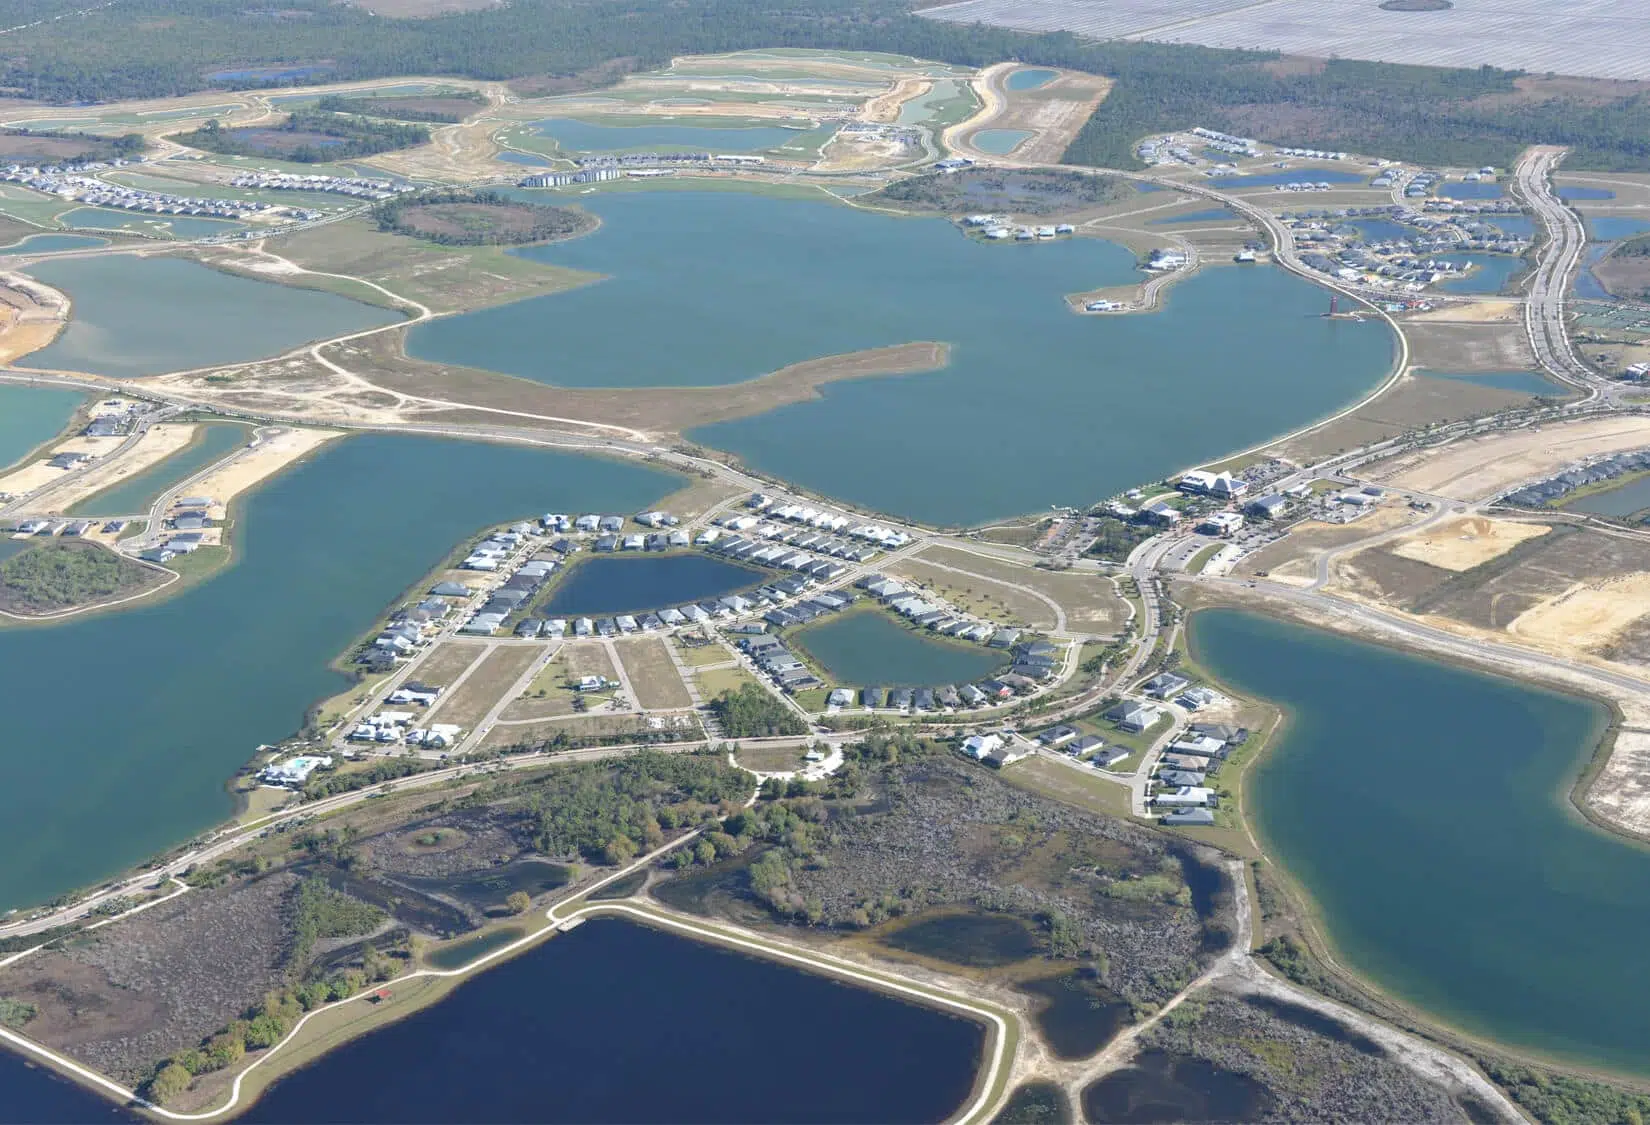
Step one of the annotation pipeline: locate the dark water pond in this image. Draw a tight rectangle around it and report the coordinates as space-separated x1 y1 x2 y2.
994 1081 1071 1124
882 911 1043 967
0 1050 136 1123
240 916 984 1124
392 858 571 915
1081 1049 1276 1123
424 925 527 971
540 553 764 617
1022 968 1133 1058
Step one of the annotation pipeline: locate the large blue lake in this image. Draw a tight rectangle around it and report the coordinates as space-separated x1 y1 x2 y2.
0 435 675 911
1193 609 1650 1076
240 917 984 1123
408 192 1394 526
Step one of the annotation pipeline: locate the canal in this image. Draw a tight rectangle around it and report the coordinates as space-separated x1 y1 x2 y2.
67 422 248 517
1190 608 1650 1076
238 916 984 1124
0 434 676 912
408 191 1395 526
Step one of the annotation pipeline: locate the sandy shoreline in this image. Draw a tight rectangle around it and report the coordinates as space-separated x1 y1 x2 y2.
15 423 199 514
186 427 342 509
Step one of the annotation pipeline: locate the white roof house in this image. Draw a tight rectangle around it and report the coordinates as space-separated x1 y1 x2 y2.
962 734 1004 759
1153 786 1214 806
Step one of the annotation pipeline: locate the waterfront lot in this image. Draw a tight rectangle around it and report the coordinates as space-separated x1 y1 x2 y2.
1002 754 1133 819
614 636 693 709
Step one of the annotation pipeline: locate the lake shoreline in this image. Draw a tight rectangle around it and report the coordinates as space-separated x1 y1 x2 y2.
1180 588 1650 1090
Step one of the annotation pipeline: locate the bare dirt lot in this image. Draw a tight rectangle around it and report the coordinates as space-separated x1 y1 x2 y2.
982 70 1112 166
614 637 693 710
411 640 489 690
1507 572 1650 653
424 644 540 731
1386 516 1551 571
1402 321 1536 372
1369 416 1650 500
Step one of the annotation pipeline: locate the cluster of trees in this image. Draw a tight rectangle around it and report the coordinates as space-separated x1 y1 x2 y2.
315 91 485 123
521 750 751 863
174 111 429 163
371 189 587 246
12 0 1650 171
1483 1061 1650 1125
874 168 1127 213
144 943 403 1104
300 755 430 800
708 683 808 737
289 876 385 962
0 997 37 1029
1085 517 1156 563
0 542 145 614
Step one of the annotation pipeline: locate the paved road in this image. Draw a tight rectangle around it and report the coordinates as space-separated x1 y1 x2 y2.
1511 146 1600 398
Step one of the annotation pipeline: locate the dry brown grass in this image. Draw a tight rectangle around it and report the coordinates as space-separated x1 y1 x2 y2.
914 545 1127 633
424 644 540 730
1276 373 1534 464
615 637 693 710
1368 416 1650 501
411 640 490 690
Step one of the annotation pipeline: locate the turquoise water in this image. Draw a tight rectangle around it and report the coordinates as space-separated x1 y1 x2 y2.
0 233 108 254
1434 253 1523 294
971 129 1031 155
532 117 799 154
1563 473 1650 518
1191 609 1650 1076
1438 182 1503 200
0 384 83 470
67 423 248 517
59 208 241 240
0 435 676 911
1416 369 1563 395
409 192 1394 526
19 256 400 378
1005 68 1058 91
790 610 1005 686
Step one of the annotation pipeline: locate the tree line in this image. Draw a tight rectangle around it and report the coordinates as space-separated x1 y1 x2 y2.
9 0 1650 171
174 111 429 163
371 189 588 246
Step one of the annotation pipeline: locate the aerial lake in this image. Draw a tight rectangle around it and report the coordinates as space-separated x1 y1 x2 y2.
0 233 109 254
0 384 82 469
408 191 1394 526
0 1051 133 1124
1562 472 1650 518
531 117 802 153
971 128 1031 154
18 255 399 378
239 917 984 1123
791 609 1004 686
1435 253 1523 295
538 553 766 617
67 422 248 516
1005 68 1058 90
0 435 674 911
1190 608 1650 1076
1438 182 1503 200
